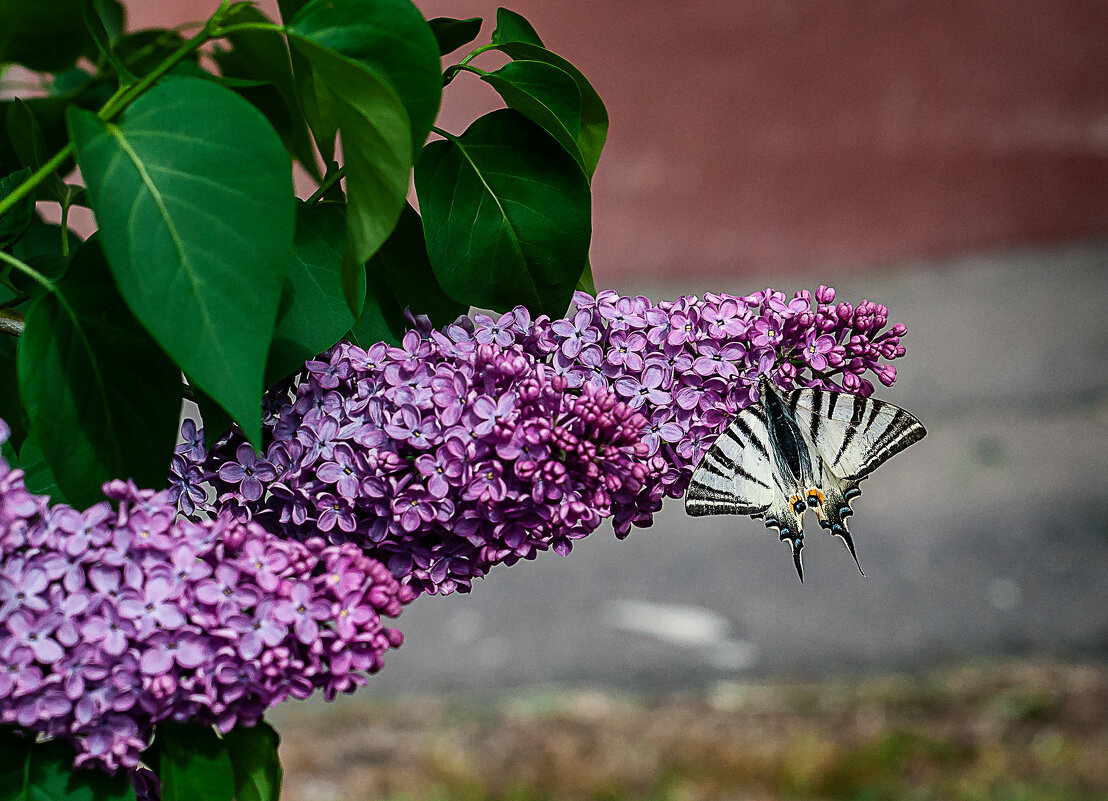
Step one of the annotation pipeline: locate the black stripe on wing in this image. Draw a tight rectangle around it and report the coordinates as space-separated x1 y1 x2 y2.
786 387 926 481
686 407 775 517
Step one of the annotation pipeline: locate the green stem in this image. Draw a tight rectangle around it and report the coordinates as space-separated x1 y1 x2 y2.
429 125 457 141
0 3 231 221
451 63 489 78
445 45 496 84
458 44 494 67
306 167 347 204
0 251 53 295
60 202 71 257
0 145 73 220
211 22 287 36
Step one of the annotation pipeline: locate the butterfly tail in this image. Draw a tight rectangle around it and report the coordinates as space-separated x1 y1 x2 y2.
814 472 866 576
759 499 806 582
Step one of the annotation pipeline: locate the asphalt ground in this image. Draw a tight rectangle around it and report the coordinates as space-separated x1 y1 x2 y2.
358 239 1108 694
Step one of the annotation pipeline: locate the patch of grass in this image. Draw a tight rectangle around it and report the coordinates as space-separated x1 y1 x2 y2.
270 659 1108 801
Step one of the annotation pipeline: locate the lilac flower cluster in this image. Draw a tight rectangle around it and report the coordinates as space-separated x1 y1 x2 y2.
182 286 907 596
526 286 909 511
0 420 411 771
189 323 653 595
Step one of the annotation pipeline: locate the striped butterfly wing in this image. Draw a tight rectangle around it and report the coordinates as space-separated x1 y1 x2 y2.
685 405 776 517
786 387 927 482
786 386 926 573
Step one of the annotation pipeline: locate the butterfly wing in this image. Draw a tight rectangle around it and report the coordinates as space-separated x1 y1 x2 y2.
785 386 926 569
786 387 927 481
685 405 776 517
686 405 810 579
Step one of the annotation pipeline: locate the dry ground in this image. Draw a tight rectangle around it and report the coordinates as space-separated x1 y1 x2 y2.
271 659 1107 801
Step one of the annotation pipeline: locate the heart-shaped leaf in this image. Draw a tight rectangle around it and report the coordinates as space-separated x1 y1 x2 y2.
490 7 543 46
289 0 441 155
0 0 95 72
492 41 608 177
224 722 282 801
152 723 235 801
346 268 406 348
266 201 357 386
415 109 590 317
0 335 26 454
213 5 321 181
68 77 294 446
285 38 411 300
0 730 135 801
369 202 468 325
429 16 482 56
481 59 584 172
18 239 182 508
0 168 34 247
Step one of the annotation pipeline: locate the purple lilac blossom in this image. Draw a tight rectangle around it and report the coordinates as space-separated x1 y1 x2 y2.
183 286 907 597
194 328 653 596
0 428 411 772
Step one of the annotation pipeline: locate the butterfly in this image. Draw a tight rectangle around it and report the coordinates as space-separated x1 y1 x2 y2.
685 375 926 580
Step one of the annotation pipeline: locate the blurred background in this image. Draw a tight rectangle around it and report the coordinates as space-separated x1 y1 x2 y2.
143 1 1108 797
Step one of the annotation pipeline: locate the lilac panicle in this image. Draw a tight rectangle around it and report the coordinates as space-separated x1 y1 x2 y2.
198 326 654 596
0 425 411 772
186 286 907 595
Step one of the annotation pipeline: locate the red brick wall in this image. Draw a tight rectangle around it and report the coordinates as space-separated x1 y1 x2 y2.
131 1 1108 280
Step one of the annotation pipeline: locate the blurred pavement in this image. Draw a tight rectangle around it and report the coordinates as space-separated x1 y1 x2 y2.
361 239 1108 694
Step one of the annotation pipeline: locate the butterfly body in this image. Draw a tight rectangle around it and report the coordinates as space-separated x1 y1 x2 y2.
685 376 925 580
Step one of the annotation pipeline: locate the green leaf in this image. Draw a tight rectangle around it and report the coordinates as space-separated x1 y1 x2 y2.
0 335 26 454
480 60 585 172
428 16 482 56
0 728 135 801
289 0 442 155
345 269 405 347
18 239 182 508
83 0 134 84
0 92 92 180
576 260 597 295
223 722 282 801
285 38 411 301
93 0 125 43
191 385 232 452
276 0 310 23
213 5 321 181
5 101 70 204
0 168 34 248
371 203 467 327
6 100 51 170
13 435 68 505
491 7 544 46
415 109 590 317
67 77 295 447
0 0 95 72
266 202 357 387
492 42 607 177
8 217 73 297
153 723 235 801
110 30 195 80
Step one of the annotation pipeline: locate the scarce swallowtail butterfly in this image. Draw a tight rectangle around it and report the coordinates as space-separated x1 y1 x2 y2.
685 375 926 581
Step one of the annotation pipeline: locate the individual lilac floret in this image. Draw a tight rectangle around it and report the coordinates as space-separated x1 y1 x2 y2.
0 436 411 773
181 287 907 593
